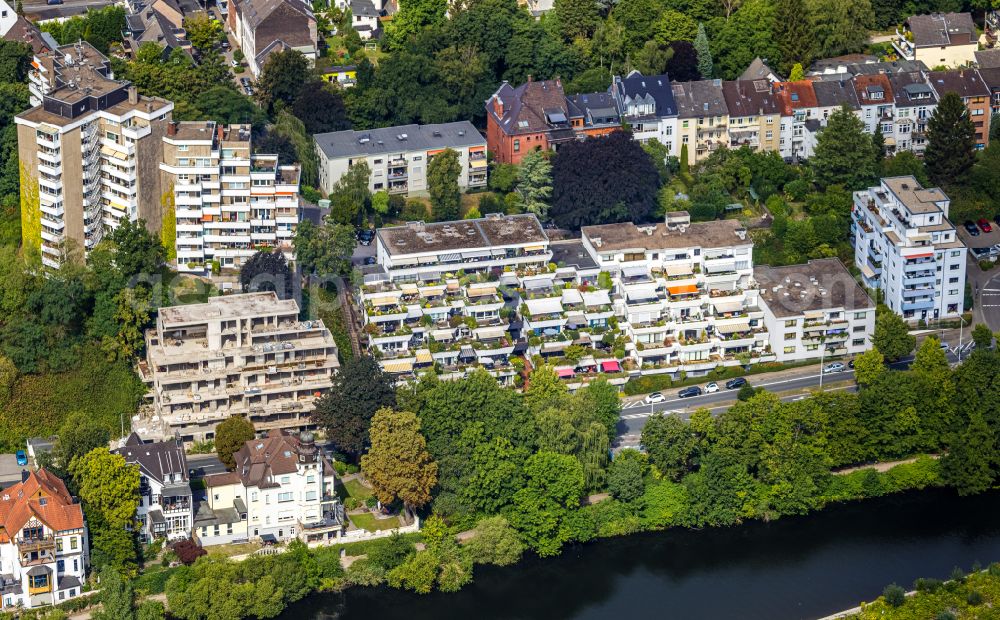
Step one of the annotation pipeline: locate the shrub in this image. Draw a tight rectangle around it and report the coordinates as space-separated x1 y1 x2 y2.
967 590 983 605
950 566 966 582
936 612 956 620
914 577 943 593
172 539 207 565
343 497 360 510
883 583 906 607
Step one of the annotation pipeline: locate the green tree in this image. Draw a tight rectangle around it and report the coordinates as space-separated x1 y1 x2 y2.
215 416 255 470
774 0 814 75
461 437 528 513
872 305 915 362
361 408 438 518
852 346 885 388
641 413 696 480
633 40 673 75
525 364 569 414
787 63 805 81
427 149 462 221
506 451 585 556
386 550 438 593
608 448 648 502
384 0 446 49
872 124 885 161
925 92 977 185
312 355 396 460
651 10 698 44
326 161 371 225
971 323 995 351
713 0 780 79
293 220 357 276
464 516 525 566
554 0 600 39
882 151 929 187
806 0 874 57
71 448 140 573
54 411 112 475
107 287 151 361
183 14 223 52
92 566 135 620
694 23 712 78
812 105 877 189
941 411 997 496
256 49 310 111
516 150 553 219
108 218 166 280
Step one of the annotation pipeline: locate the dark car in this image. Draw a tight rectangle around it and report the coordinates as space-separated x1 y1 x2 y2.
46 0 63 4
357 229 375 246
725 377 747 390
979 218 993 233
240 77 251 87
964 221 981 237
848 359 855 369
678 386 702 398
994 215 1000 228
363 256 377 265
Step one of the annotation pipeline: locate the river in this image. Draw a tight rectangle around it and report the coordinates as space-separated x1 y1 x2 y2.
282 489 1000 620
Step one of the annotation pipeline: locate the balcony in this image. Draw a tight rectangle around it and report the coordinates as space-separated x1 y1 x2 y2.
17 537 55 555
892 29 916 60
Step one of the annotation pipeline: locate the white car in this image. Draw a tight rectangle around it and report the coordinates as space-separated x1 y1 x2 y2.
644 392 665 404
705 382 719 393
823 362 846 373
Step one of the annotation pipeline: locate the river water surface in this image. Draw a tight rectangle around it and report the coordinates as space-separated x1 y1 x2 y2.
282 489 1000 620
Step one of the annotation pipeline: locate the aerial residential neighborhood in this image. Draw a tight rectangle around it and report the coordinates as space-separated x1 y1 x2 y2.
0 0 999 616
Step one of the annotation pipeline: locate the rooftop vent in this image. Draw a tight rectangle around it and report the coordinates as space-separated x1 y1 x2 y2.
397 133 408 141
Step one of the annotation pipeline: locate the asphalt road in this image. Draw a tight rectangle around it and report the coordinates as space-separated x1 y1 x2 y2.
980 272 1000 333
22 0 107 20
187 452 227 476
615 341 972 448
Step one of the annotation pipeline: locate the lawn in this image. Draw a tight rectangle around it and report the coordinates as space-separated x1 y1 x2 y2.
349 511 402 532
342 477 373 500
205 542 261 558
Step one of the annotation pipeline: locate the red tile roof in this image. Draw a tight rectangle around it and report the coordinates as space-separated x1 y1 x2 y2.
853 74 894 106
774 81 818 114
0 470 84 542
487 79 569 136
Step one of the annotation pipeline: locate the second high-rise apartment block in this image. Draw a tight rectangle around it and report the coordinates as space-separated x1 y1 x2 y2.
160 121 301 274
852 176 967 321
138 292 340 443
16 41 172 268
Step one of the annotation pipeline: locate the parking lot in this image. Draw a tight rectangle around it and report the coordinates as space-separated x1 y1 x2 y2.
957 217 1000 258
0 453 26 488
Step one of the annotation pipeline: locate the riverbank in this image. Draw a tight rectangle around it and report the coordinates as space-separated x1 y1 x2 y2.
280 488 1000 620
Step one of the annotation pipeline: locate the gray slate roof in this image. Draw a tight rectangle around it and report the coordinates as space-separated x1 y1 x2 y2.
671 79 729 118
812 79 861 109
315 121 484 160
906 12 976 47
114 432 188 486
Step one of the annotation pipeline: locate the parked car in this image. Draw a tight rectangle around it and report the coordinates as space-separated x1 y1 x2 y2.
15 450 27 466
244 86 254 96
46 0 63 5
644 392 665 404
363 256 377 265
848 359 855 369
357 229 375 246
240 77 251 87
704 382 719 393
725 377 747 390
978 218 993 233
220 40 230 50
823 362 846 373
994 215 1000 228
678 386 702 398
971 246 993 259
964 221 981 236
231 59 241 68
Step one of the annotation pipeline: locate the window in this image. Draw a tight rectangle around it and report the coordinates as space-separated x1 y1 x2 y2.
280 476 290 484
56 539 63 552
30 574 48 589
513 140 520 152
949 277 959 284
278 492 294 502
784 332 796 340
950 250 961 257
57 560 64 573
853 325 866 333
948 289 959 296
305 491 317 501
852 338 866 346
70 537 77 550
784 319 798 327
783 346 796 354
306 475 315 483
853 312 866 320
251 492 258 502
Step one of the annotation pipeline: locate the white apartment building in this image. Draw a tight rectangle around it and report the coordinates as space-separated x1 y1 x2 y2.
198 430 342 546
852 176 967 321
160 121 301 274
611 71 679 155
580 212 773 376
755 259 876 363
0 470 87 610
314 121 487 197
15 42 172 269
113 432 192 543
138 292 340 443
360 214 550 382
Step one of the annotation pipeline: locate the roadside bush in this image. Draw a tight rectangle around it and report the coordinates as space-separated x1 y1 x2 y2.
883 583 906 607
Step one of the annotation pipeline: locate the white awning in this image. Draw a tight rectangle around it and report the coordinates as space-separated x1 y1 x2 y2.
623 265 649 278
524 277 554 290
525 297 563 315
541 340 571 352
476 326 507 340
440 253 462 262
582 290 611 307
716 321 751 334
577 355 597 368
431 328 454 340
463 250 492 259
406 307 422 319
860 263 876 279
665 263 694 276
419 285 445 297
468 285 497 297
713 301 743 314
400 283 419 294
491 248 507 257
706 261 736 274
626 285 659 302
561 288 583 305
418 256 438 265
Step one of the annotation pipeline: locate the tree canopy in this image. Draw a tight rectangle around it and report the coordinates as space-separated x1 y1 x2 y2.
312 355 397 459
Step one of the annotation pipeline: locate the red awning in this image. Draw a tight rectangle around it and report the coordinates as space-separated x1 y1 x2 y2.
556 367 576 378
600 360 621 373
905 252 933 260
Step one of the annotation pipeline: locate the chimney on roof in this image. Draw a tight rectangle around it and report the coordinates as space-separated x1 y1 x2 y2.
21 470 29 483
128 86 138 105
167 121 177 137
527 75 533 83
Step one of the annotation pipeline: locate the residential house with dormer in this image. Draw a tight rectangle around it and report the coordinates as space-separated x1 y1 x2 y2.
0 470 87 610
927 69 992 149
775 80 819 160
114 432 192 543
610 71 679 155
672 79 729 163
197 430 342 546
228 0 318 76
894 12 977 69
721 79 782 153
887 72 938 154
